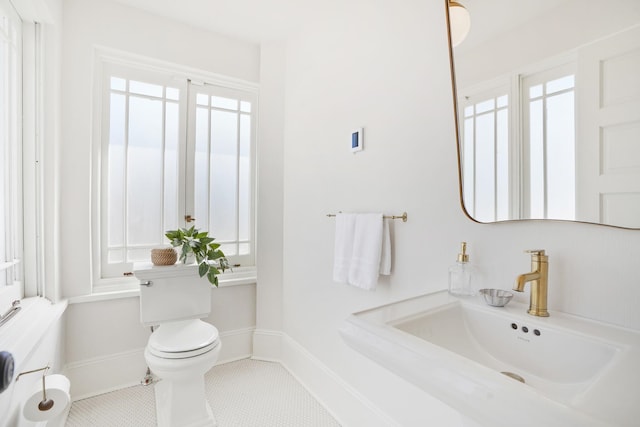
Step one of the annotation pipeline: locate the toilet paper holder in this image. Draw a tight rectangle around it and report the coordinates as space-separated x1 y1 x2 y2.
16 365 55 412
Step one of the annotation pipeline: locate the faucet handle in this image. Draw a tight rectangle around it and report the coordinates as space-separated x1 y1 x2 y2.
525 249 548 261
525 249 545 255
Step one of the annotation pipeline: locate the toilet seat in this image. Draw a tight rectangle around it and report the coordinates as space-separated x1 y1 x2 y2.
148 319 220 359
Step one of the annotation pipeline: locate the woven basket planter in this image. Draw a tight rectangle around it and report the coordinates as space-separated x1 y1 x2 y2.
151 248 178 266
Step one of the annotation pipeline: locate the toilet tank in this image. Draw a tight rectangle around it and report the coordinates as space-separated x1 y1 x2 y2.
134 263 212 327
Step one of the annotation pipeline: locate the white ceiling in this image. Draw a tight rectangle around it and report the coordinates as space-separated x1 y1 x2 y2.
459 0 570 50
110 0 339 44
109 0 571 46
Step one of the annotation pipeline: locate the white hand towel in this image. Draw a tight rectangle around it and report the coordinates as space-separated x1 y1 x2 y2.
379 218 391 276
333 213 357 284
348 213 384 290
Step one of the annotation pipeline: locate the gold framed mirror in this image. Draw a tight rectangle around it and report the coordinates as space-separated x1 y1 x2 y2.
445 0 640 229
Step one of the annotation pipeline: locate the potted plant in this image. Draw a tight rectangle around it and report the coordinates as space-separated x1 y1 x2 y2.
165 226 230 287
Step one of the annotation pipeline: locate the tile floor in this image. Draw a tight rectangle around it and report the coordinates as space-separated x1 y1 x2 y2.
66 359 341 426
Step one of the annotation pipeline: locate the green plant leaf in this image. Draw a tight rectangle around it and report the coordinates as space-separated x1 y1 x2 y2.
198 262 209 278
165 226 227 284
207 269 219 287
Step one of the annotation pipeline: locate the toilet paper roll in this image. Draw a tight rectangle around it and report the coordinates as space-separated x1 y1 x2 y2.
23 374 70 422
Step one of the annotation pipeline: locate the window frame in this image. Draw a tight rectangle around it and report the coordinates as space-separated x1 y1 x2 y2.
0 0 24 302
521 62 577 220
459 55 577 222
91 48 259 292
186 82 257 268
460 83 511 222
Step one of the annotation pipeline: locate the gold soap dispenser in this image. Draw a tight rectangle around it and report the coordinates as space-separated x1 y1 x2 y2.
448 242 476 296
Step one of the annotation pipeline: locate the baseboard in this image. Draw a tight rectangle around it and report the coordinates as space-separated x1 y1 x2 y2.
280 334 399 427
64 348 148 401
251 328 282 362
64 327 255 400
217 327 254 364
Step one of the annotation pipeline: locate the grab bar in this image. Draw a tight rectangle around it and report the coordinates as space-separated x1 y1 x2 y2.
0 300 21 328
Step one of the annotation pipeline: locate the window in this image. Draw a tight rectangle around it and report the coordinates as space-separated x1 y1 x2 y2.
0 0 23 292
522 69 575 220
95 56 257 286
460 62 575 221
461 90 510 222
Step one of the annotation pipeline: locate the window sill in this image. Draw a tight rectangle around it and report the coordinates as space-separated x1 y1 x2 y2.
71 266 256 305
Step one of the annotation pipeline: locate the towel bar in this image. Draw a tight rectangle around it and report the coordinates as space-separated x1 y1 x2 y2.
326 212 408 222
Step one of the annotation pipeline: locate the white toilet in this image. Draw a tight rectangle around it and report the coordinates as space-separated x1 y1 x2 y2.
135 263 221 427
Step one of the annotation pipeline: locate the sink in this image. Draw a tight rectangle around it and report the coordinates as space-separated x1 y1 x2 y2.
392 300 618 402
340 290 640 427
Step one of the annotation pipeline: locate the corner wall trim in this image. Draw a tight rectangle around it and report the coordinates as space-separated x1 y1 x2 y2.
252 328 283 362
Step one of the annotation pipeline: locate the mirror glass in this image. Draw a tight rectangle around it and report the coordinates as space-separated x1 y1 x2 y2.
449 0 640 228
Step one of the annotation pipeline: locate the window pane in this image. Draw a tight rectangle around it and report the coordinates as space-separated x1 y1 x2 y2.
475 113 496 222
108 248 124 264
166 87 179 101
529 84 543 99
546 75 575 95
127 248 151 263
110 77 126 91
496 108 509 221
240 101 251 113
210 110 238 241
239 243 250 255
108 93 126 247
212 96 237 110
239 115 251 241
164 102 180 230
462 117 475 215
464 105 474 118
529 99 544 218
196 93 209 106
194 107 210 229
129 80 163 98
127 96 163 245
219 243 236 257
546 91 575 219
476 99 495 114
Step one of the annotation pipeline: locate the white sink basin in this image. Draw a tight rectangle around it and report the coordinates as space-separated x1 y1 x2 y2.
340 291 640 427
392 300 618 402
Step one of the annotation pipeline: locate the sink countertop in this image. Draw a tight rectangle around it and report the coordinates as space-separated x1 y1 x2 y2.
340 290 640 427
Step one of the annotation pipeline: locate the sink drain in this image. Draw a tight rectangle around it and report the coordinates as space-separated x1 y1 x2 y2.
501 371 525 383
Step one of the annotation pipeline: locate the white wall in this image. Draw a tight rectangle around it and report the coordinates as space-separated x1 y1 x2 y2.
59 0 261 397
253 42 285 359
280 0 640 424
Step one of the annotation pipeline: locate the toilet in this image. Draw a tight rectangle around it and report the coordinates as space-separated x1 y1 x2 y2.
135 263 221 427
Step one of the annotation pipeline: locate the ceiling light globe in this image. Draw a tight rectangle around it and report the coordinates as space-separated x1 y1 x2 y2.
449 1 471 47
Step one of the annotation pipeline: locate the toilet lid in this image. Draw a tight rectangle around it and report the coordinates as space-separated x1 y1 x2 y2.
148 320 219 359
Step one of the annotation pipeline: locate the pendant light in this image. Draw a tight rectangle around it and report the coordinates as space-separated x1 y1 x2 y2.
449 1 471 47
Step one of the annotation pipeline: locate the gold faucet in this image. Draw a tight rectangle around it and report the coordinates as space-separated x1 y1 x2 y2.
513 250 549 317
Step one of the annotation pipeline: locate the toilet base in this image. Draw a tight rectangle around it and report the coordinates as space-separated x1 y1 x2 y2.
154 377 217 427
145 339 221 427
